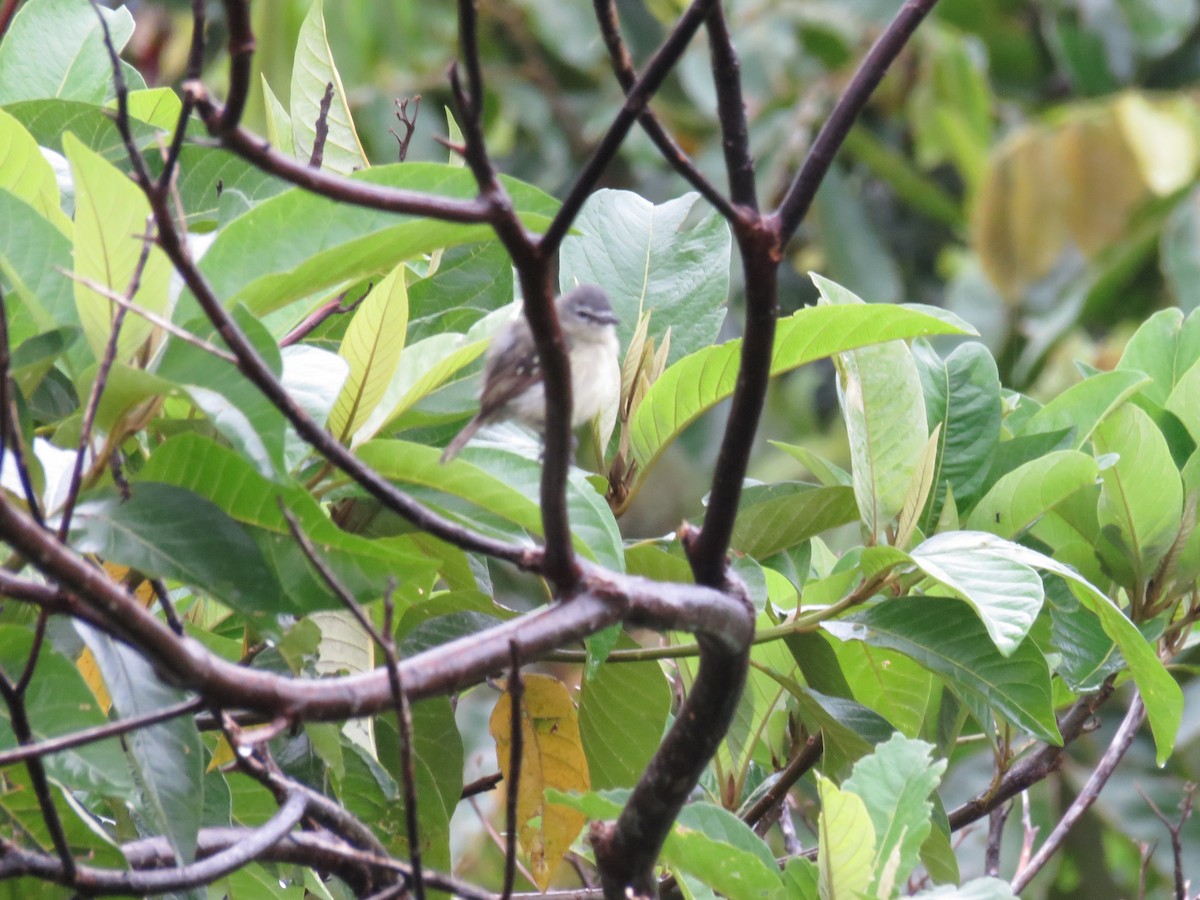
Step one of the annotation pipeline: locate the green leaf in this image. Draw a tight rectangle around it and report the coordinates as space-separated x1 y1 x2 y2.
64 132 172 364
831 639 934 738
0 189 75 332
843 734 947 897
165 144 289 229
911 531 1046 655
551 791 783 897
925 531 1181 763
558 189 730 363
358 440 624 571
0 627 131 795
261 75 294 157
915 341 1001 526
111 87 182 131
816 772 876 900
0 107 70 232
829 595 1062 743
156 308 288 478
965 450 1100 538
1165 357 1200 445
138 434 437 615
1116 307 1200 402
1092 402 1183 587
329 262 409 441
290 0 368 174
1020 369 1150 449
731 483 859 559
630 300 971 477
68 483 281 614
770 441 853 486
1047 578 1122 692
783 858 820 900
579 637 671 790
198 165 558 316
75 623 202 864
2 98 160 162
406 241 514 343
822 275 929 540
0 0 134 104
920 877 1019 899
280 344 349 466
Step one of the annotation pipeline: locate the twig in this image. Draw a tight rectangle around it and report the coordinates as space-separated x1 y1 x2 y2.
391 95 421 162
1011 693 1146 893
1137 782 1193 900
0 697 203 768
742 734 823 829
461 771 503 799
502 642 524 900
309 81 334 169
58 269 236 363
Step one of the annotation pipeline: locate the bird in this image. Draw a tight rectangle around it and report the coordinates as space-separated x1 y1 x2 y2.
440 284 621 462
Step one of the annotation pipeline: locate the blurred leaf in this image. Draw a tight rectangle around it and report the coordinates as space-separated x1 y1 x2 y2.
280 344 349 466
0 0 134 104
65 132 172 363
822 275 929 540
558 189 730 364
2 98 159 162
828 595 1062 743
1163 189 1200 313
817 772 876 899
965 450 1100 538
290 0 368 174
261 75 294 157
770 442 853 486
310 611 375 758
0 190 75 333
631 298 970 481
1115 93 1198 195
843 733 946 897
490 674 589 892
731 483 859 559
1093 403 1183 586
579 637 671 790
76 623 202 864
813 163 902 303
199 165 558 316
329 262 408 441
0 107 70 232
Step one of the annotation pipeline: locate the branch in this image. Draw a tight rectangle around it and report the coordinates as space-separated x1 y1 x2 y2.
541 0 721 255
591 0 739 222
704 4 756 209
0 791 306 894
1011 693 1146 892
741 734 824 829
774 0 939 242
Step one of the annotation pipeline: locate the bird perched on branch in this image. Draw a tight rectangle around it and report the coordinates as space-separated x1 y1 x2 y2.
440 284 621 462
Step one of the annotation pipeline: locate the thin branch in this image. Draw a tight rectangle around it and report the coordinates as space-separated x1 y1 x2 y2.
0 697 203 768
591 0 739 222
58 268 237 364
1011 693 1146 893
215 0 254 134
0 0 21 39
185 82 495 222
390 95 421 162
1136 782 1193 900
541 0 721 256
741 734 823 829
502 642 524 900
774 0 939 241
461 770 503 799
985 802 1011 878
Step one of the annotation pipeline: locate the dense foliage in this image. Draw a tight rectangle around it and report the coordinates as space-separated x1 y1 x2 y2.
0 0 1199 898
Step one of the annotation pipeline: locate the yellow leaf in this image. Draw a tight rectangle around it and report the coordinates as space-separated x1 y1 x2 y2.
489 674 590 892
1057 109 1145 257
1116 93 1199 197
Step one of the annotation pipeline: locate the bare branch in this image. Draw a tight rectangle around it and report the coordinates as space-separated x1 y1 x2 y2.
309 81 334 169
1011 693 1146 893
503 642 524 900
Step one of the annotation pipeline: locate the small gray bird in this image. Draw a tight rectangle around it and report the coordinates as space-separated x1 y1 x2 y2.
440 284 621 462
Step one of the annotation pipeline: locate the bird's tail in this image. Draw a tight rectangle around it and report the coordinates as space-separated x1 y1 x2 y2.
440 416 484 463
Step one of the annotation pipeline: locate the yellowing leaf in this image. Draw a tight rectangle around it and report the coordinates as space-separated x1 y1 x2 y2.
489 673 590 892
65 132 172 364
329 263 409 442
816 772 876 899
1116 93 1198 197
1057 109 1145 257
